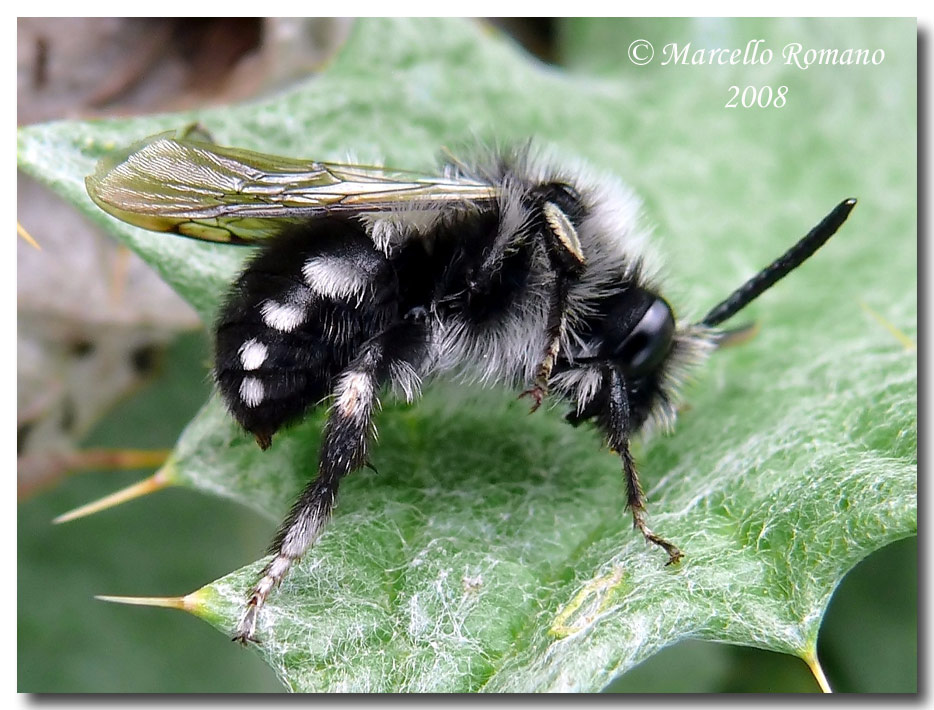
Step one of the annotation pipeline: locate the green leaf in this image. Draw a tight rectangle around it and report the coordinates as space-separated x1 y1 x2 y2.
19 18 916 692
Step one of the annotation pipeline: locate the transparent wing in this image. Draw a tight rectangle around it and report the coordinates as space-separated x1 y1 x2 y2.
86 133 500 244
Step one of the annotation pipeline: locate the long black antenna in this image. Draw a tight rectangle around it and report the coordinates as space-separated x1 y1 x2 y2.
699 198 857 327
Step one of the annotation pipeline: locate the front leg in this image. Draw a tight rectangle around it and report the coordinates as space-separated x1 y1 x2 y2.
520 273 570 413
233 321 426 644
604 368 683 565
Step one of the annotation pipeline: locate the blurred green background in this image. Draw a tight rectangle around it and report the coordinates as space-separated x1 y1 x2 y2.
18 18 916 692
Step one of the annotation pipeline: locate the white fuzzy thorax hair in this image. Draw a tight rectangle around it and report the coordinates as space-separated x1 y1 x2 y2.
371 144 716 434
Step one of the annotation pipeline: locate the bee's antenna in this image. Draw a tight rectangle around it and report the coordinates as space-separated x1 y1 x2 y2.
699 198 857 327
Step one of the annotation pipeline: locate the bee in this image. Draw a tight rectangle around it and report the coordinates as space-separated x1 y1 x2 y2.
86 129 856 644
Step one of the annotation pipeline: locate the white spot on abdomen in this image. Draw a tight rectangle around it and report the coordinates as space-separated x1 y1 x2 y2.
238 339 268 371
239 376 265 407
302 257 372 302
261 300 305 332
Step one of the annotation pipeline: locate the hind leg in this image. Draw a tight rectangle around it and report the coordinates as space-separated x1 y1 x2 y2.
233 318 427 644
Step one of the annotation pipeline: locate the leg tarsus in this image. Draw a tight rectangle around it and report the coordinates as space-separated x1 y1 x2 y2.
606 368 683 566
520 345 558 413
622 448 683 565
630 503 683 565
232 551 296 643
522 274 570 414
232 600 261 646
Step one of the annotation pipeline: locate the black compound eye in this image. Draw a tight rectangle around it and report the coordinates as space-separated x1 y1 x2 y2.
615 298 676 378
552 182 581 206
536 181 583 217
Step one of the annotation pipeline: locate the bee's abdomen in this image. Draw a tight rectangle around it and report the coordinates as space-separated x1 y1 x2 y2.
214 219 396 446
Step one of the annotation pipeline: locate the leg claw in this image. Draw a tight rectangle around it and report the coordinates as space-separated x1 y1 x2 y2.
232 600 261 646
231 632 261 647
518 386 545 413
663 546 684 566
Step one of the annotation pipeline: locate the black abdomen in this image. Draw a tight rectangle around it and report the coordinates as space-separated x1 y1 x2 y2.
214 218 397 447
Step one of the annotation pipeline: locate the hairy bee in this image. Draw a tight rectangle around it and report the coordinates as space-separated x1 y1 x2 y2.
86 128 856 644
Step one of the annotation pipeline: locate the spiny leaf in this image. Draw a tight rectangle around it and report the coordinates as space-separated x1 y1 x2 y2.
18 18 915 692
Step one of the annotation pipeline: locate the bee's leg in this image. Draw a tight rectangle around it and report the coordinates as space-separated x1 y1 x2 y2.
233 321 426 644
604 368 683 566
520 274 570 412
619 445 683 565
231 363 378 645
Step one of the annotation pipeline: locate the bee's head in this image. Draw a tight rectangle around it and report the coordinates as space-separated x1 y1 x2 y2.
555 198 856 435
594 286 698 432
553 284 705 435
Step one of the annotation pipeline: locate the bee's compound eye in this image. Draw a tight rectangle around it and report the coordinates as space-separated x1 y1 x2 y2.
553 182 581 205
616 298 675 378
536 182 583 216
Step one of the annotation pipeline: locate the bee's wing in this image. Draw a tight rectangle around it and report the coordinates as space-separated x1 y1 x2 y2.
86 134 500 244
